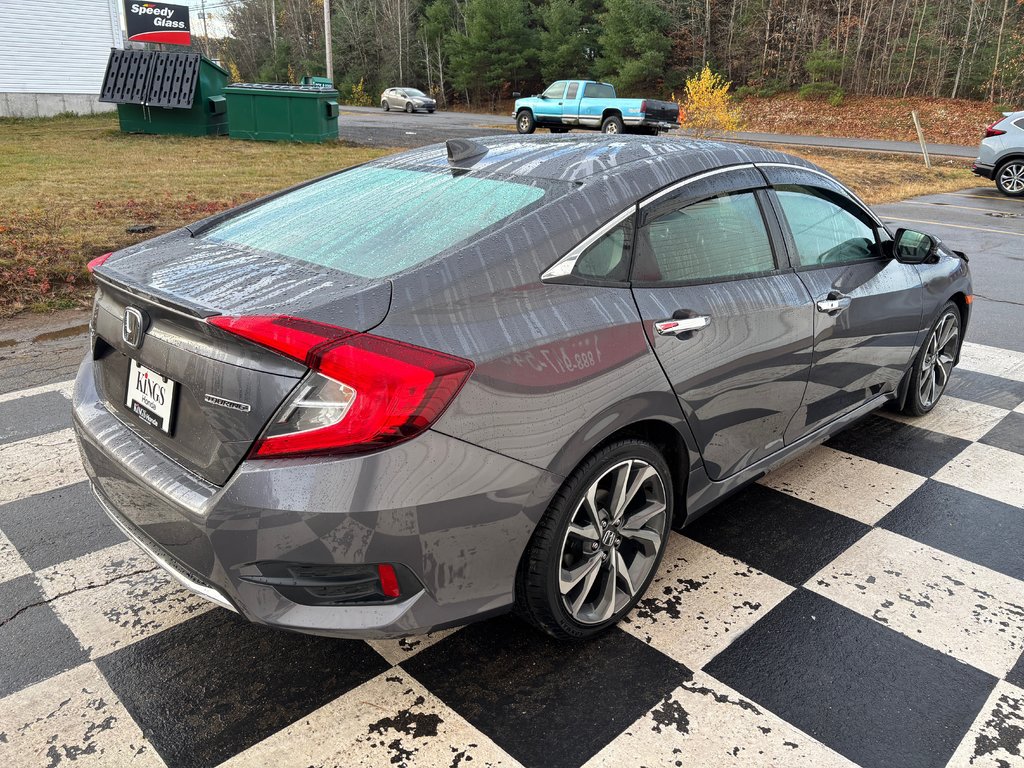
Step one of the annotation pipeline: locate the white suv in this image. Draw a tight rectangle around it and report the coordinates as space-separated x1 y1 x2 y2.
973 110 1024 197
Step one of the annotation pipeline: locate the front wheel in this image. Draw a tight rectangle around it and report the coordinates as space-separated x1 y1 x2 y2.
902 301 961 416
516 110 535 134
515 440 673 639
601 115 624 134
996 160 1024 196
405 102 414 113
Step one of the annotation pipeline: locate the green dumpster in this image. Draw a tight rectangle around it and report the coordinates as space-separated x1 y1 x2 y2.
100 49 229 136
223 83 340 143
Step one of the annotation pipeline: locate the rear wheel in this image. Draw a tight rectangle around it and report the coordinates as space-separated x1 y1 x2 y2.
902 301 961 416
381 101 390 111
996 160 1024 196
601 115 624 134
516 110 535 134
515 440 673 639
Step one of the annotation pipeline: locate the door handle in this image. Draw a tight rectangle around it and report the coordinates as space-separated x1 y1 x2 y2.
816 295 852 314
654 316 711 335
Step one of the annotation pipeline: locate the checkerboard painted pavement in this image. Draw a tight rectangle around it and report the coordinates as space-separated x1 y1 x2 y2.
1 340 1023 768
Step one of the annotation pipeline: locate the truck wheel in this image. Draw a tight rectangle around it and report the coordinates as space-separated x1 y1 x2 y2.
601 115 624 134
516 110 535 134
996 160 1024 197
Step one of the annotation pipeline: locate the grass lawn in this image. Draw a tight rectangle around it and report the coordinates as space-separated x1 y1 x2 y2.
0 112 978 318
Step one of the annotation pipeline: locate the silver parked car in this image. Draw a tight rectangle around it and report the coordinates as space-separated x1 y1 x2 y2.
75 135 971 641
972 110 1024 196
381 87 436 113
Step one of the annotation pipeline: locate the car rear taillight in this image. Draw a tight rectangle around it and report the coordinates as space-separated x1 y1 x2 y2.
640 99 647 114
87 252 112 272
984 120 1007 138
208 315 474 459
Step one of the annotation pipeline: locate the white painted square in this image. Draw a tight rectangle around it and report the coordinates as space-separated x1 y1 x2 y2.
960 342 1024 383
221 667 522 767
367 629 458 666
584 670 857 767
0 428 85 504
0 528 31 585
620 534 793 670
946 680 1024 768
0 662 164 767
933 442 1024 509
809 529 1024 678
35 542 212 658
881 396 1010 442
759 445 926 525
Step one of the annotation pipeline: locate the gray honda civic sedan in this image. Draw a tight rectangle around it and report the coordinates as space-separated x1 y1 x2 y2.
74 135 971 640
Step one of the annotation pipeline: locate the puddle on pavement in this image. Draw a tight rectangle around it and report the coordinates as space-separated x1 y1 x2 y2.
32 323 90 343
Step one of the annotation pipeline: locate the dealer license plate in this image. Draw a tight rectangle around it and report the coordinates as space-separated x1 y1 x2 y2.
125 359 177 434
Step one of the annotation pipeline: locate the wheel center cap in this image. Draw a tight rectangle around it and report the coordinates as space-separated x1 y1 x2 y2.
601 529 617 548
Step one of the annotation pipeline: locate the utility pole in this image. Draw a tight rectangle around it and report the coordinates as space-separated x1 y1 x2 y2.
199 0 210 46
323 0 333 84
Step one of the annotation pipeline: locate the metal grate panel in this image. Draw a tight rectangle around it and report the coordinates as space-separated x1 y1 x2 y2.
145 52 200 109
99 49 200 108
99 49 154 105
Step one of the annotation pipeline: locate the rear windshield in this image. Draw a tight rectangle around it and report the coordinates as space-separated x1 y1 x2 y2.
203 167 546 278
583 83 615 99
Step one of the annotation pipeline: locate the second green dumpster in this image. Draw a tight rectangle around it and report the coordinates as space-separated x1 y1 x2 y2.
223 83 340 143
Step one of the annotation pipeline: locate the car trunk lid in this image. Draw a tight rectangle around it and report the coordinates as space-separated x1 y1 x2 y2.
90 230 392 485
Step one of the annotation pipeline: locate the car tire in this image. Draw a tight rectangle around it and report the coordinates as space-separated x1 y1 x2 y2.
515 439 673 640
405 102 414 113
516 110 535 134
381 101 390 111
995 159 1024 196
902 301 961 416
601 115 624 134
428 109 435 114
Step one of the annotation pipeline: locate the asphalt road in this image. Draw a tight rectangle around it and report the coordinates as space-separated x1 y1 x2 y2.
877 188 1024 353
339 105 977 157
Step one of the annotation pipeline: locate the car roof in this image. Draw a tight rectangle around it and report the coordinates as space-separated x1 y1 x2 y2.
378 134 821 189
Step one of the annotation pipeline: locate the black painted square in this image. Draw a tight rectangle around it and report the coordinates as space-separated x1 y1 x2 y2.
825 413 970 476
96 609 389 768
0 391 72 445
0 575 88 697
0 482 126 571
946 369 1024 410
879 480 1024 581
404 617 689 768
683 484 869 586
980 411 1024 457
1006 650 1024 689
704 589 996 768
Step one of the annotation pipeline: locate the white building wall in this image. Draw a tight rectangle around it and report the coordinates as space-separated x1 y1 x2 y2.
0 0 123 116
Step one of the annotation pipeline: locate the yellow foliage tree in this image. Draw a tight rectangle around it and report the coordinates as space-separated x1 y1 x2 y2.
680 65 742 138
347 78 373 107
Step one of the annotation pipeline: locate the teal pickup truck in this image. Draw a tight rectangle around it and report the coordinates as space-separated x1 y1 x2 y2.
513 80 679 135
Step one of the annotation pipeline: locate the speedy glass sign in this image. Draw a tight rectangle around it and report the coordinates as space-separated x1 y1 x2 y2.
124 1 191 46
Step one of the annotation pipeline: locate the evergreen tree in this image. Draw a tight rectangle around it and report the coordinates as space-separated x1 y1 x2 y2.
595 0 671 96
538 0 594 84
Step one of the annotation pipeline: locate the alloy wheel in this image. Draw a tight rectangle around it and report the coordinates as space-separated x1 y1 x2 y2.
999 162 1024 194
518 114 531 132
557 459 667 625
603 122 619 134
919 310 959 409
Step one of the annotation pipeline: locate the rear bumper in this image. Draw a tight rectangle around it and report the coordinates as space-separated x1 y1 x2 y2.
625 116 678 130
972 161 995 179
72 355 559 638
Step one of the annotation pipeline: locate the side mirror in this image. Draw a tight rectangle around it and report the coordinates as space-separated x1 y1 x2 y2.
892 228 938 264
512 91 521 98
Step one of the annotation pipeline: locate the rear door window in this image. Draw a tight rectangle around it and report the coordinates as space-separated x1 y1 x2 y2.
566 83 579 100
203 167 546 278
635 192 776 283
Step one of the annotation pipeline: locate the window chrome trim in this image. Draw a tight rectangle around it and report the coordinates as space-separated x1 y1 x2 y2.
754 162 885 228
541 206 636 281
639 164 756 209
